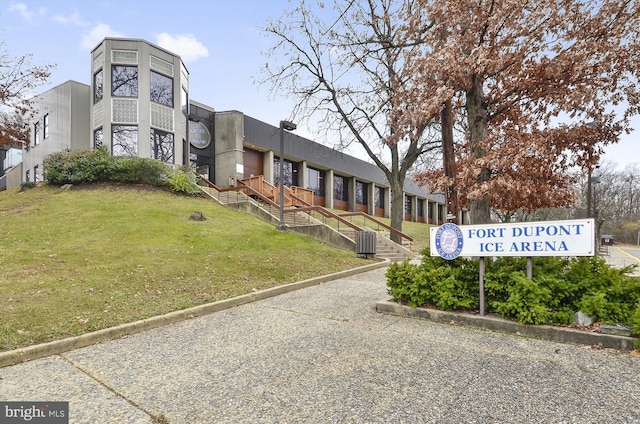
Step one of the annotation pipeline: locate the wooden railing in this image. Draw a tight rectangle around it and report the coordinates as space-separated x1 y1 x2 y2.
197 174 410 246
240 176 314 208
338 211 413 247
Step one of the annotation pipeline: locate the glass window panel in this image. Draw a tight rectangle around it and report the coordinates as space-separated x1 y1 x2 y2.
307 167 324 195
112 65 138 97
150 128 175 164
274 157 294 186
43 114 49 139
150 55 173 76
94 128 103 149
112 125 138 157
33 123 39 146
405 196 412 214
150 71 173 107
181 86 188 116
94 69 103 103
112 50 138 64
356 181 368 205
334 175 348 201
375 187 384 209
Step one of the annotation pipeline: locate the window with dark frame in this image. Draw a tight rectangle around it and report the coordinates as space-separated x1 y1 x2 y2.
307 167 325 196
405 196 412 214
112 65 138 97
43 114 49 139
334 175 348 201
375 187 384 209
273 157 297 187
94 128 103 149
94 69 103 103
150 128 175 163
112 125 138 156
150 70 173 107
33 122 40 146
356 181 368 205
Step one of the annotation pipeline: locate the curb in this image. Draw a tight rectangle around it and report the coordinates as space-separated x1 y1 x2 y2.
375 300 637 351
0 261 389 368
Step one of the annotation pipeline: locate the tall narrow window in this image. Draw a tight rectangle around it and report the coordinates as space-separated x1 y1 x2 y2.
94 69 103 103
307 167 325 195
112 125 138 156
43 114 49 139
112 65 138 97
273 157 295 186
151 129 174 163
34 165 39 182
375 187 384 209
405 196 412 214
356 181 368 205
94 128 104 149
334 175 348 201
150 71 173 107
33 122 40 146
181 86 188 116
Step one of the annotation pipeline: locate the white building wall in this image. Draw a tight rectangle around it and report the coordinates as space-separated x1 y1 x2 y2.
23 81 91 183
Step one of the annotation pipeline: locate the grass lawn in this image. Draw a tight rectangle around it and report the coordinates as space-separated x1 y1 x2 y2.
0 184 373 352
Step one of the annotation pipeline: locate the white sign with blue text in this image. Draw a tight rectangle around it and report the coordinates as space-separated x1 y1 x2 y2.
430 219 595 259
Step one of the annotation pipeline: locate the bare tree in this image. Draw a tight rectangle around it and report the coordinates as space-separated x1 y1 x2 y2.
0 42 54 149
261 0 440 242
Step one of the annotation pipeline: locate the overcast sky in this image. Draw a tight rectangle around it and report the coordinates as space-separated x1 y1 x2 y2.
2 0 638 171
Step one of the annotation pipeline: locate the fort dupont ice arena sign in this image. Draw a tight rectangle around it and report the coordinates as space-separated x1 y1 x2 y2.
429 218 596 315
430 219 596 260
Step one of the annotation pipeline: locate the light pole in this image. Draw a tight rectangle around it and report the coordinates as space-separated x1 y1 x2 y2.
278 120 297 231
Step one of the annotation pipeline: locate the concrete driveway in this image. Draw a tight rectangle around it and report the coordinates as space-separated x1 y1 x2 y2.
1 265 639 423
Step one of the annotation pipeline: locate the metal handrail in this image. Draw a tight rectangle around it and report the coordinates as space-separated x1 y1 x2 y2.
338 211 413 245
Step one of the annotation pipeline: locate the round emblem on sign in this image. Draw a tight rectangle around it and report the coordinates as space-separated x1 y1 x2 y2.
435 223 464 260
189 120 211 149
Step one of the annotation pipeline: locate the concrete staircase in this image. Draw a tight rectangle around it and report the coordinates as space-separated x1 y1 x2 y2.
198 182 413 262
337 228 413 262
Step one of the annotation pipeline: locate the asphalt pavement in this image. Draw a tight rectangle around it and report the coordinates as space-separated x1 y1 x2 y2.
604 244 640 276
1 252 639 423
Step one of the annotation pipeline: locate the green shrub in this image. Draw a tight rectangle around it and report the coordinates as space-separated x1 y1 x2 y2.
43 148 170 188
491 272 553 324
166 168 202 195
106 156 169 186
44 148 104 184
387 248 640 329
386 249 478 310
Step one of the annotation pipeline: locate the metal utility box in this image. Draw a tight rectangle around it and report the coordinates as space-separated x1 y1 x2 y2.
356 231 377 257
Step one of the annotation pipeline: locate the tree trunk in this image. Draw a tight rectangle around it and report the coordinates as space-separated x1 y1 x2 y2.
389 174 405 244
466 76 491 224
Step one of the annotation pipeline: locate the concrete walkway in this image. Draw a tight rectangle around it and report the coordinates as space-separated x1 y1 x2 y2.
1 262 639 423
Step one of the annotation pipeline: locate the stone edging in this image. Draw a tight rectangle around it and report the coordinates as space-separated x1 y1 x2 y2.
0 261 389 368
375 300 637 351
